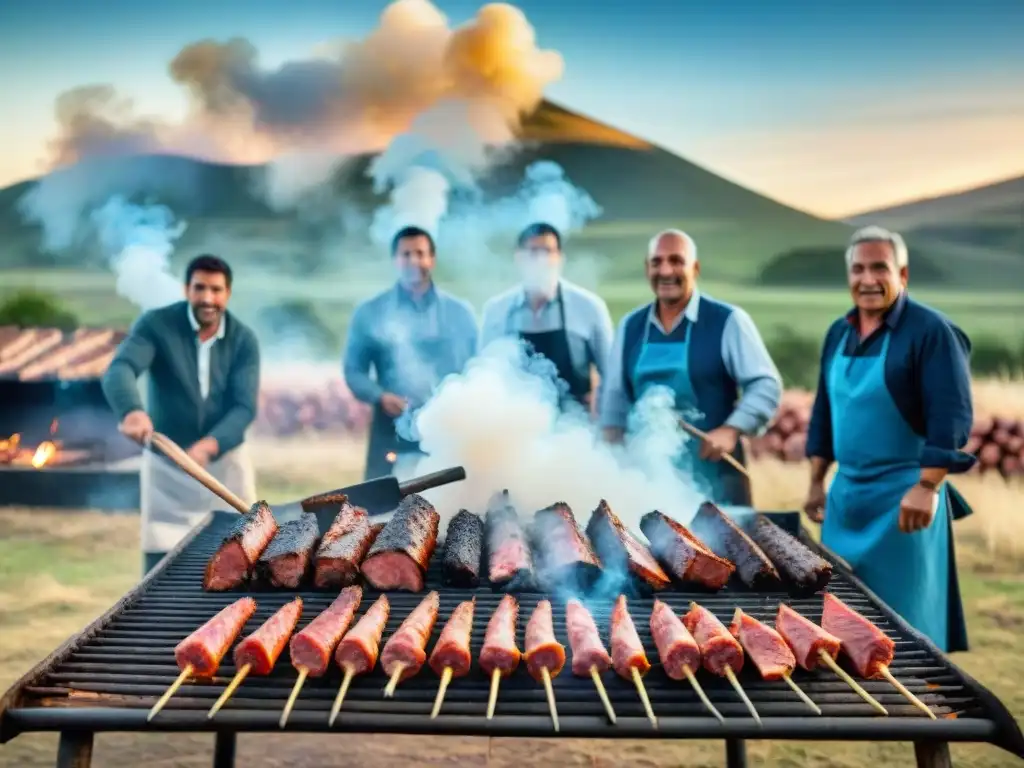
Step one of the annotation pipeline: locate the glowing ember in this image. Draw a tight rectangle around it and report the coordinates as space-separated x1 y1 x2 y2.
385 452 397 464
31 441 58 468
0 433 21 454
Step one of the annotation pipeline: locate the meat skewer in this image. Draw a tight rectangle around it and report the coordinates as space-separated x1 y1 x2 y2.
524 599 565 732
730 608 819 715
479 594 521 719
204 501 280 591
610 595 657 728
566 598 616 724
821 593 934 719
649 600 722 722
442 510 485 587
361 494 440 592
690 502 781 590
486 491 536 592
684 602 761 725
280 586 363 728
256 514 320 589
586 500 671 596
314 502 378 589
209 597 303 718
428 599 476 718
330 595 391 726
149 597 257 720
640 510 735 590
381 591 441 697
750 515 832 596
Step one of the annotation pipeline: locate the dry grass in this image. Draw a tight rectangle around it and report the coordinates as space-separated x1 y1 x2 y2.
972 376 1024 419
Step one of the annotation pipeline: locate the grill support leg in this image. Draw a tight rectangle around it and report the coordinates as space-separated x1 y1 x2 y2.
56 730 93 768
914 741 952 768
213 731 236 768
724 739 747 768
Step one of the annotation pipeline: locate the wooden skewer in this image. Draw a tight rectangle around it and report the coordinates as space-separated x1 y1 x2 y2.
279 667 308 729
383 664 406 698
486 669 501 720
782 672 821 715
631 667 657 728
590 666 617 724
329 665 356 727
541 667 560 732
431 667 454 719
677 420 750 478
879 666 936 720
818 650 888 716
208 664 251 719
724 666 761 726
683 666 724 723
148 664 192 721
149 432 250 513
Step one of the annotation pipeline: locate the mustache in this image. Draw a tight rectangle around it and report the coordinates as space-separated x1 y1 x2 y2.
654 278 682 286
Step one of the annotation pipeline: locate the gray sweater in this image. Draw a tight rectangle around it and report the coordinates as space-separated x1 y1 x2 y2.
102 301 260 456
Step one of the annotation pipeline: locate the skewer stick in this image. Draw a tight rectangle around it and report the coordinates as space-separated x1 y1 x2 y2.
683 666 724 723
878 666 936 720
590 666 617 724
149 432 249 513
430 667 454 719
207 664 251 719
817 650 888 716
148 664 192 721
631 667 657 728
328 665 355 727
782 672 821 715
383 663 406 698
724 666 761 726
486 669 501 720
677 420 750 478
278 667 308 729
541 667 560 732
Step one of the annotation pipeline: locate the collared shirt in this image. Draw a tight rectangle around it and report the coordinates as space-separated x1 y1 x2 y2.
600 288 782 434
187 305 226 400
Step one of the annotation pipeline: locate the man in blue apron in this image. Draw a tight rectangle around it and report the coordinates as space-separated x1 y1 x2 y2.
343 226 479 480
600 229 781 506
803 226 973 653
479 222 614 413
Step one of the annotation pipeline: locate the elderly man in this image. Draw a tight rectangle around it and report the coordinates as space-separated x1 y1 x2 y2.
480 222 614 412
804 226 973 652
344 225 479 480
600 229 782 506
102 254 260 574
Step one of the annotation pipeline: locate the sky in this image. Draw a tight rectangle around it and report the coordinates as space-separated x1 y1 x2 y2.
0 0 1022 218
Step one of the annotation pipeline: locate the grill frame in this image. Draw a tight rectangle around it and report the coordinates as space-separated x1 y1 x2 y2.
2 508 1022 768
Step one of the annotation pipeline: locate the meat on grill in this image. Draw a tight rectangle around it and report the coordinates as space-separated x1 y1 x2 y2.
255 514 320 589
289 586 363 677
174 597 257 678
690 502 780 589
0 328 62 376
479 594 521 678
750 515 832 596
335 594 391 675
442 510 484 588
429 599 476 678
729 608 795 681
586 500 670 594
775 603 842 671
380 591 440 683
234 597 304 675
683 602 744 676
17 328 117 381
640 510 736 590
300 490 349 514
821 592 895 679
314 502 377 589
361 493 440 592
532 502 602 594
485 490 536 592
524 599 566 681
204 502 280 591
649 599 701 680
566 598 612 676
610 594 651 679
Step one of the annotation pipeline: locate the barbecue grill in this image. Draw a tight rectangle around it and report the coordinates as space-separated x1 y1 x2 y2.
2 506 1021 768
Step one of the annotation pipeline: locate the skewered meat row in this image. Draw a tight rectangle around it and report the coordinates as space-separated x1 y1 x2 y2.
533 502 603 594
174 597 257 678
315 502 380 589
256 515 320 589
380 591 441 684
429 599 477 678
566 598 612 676
362 494 440 592
524 599 566 680
684 602 744 676
486 491 536 592
480 594 521 678
690 502 781 589
750 515 832 596
610 594 651 679
640 510 736 590
235 598 304 675
822 592 895 679
0 327 127 380
586 500 670 594
442 510 484 588
729 608 795 680
289 587 363 677
335 595 391 674
204 502 280 591
775 603 841 671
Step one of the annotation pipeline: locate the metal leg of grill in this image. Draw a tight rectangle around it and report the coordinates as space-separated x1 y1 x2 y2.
725 738 747 768
56 730 94 768
213 731 237 768
914 741 952 768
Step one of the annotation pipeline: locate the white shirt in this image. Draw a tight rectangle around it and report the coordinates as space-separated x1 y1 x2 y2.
187 305 226 400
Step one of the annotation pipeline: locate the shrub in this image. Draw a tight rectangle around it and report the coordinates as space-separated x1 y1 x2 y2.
0 290 78 330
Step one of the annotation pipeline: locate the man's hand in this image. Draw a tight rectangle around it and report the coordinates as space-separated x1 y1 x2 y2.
699 426 740 461
379 392 408 418
187 437 219 467
899 482 937 533
119 410 154 444
803 480 826 523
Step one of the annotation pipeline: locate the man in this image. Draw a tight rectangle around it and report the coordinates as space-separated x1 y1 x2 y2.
102 254 260 574
344 226 479 481
803 226 973 652
479 222 614 413
600 229 781 506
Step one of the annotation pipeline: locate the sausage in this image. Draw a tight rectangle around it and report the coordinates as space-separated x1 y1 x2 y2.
289 587 363 676
479 594 521 678
609 594 650 679
379 591 441 682
442 510 484 588
428 599 476 678
682 602 743 676
524 599 566 680
335 595 391 675
566 598 612 676
234 598 304 675
174 597 257 678
649 600 701 680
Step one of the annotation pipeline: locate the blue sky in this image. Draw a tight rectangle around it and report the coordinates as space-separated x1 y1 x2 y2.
1 0 1022 216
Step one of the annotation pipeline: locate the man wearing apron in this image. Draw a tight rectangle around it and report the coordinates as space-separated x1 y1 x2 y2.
479 222 614 413
344 226 479 481
600 229 782 506
102 255 260 574
804 226 973 652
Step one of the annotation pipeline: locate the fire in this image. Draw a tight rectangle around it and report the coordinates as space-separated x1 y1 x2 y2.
0 433 21 454
31 441 58 468
386 452 398 464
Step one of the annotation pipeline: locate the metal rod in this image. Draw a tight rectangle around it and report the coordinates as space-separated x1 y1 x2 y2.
212 731 236 768
725 738 747 768
56 731 93 768
914 740 952 768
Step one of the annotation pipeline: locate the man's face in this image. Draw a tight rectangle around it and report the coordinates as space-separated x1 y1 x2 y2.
394 235 435 289
515 232 563 294
646 233 699 303
847 240 907 314
185 270 230 327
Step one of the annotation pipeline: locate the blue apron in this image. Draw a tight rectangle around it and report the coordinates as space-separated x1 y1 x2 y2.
823 328 967 652
629 318 751 506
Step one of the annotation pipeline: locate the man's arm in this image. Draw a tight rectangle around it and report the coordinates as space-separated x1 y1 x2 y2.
101 312 157 419
206 328 260 456
720 308 783 436
805 322 840 472
599 314 631 442
343 305 384 405
918 319 976 477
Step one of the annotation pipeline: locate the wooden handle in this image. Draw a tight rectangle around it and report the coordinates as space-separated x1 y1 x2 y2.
678 420 751 479
149 432 250 514
398 466 467 496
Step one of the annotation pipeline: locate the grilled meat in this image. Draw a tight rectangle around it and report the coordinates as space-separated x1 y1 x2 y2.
485 490 535 592
289 587 363 677
361 494 440 592
610 594 651 679
729 608 795 681
442 510 484 588
683 602 744 676
775 603 842 671
255 514 320 589
750 515 832 596
649 600 701 680
640 510 735 590
690 502 780 589
204 502 279 591
533 502 602 595
586 500 670 595
174 597 257 679
524 599 565 681
314 502 376 589
234 598 304 676
335 595 391 675
300 490 349 514
479 594 521 678
566 598 612 676
821 593 895 679
380 591 440 683
429 599 476 678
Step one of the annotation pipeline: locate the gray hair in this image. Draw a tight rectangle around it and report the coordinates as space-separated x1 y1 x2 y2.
845 225 908 268
647 229 698 261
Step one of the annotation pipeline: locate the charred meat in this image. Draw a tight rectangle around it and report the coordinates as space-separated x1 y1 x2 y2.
442 510 484 588
361 493 440 592
750 515 832 596
255 514 320 589
204 501 279 591
532 502 602 595
586 499 670 594
485 490 535 592
300 490 349 514
690 502 780 589
314 502 377 589
640 510 735 590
